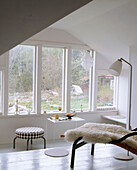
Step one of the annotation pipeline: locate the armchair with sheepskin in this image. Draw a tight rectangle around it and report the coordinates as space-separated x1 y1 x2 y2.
64 123 137 168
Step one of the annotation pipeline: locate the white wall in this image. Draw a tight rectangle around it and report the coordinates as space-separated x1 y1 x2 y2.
0 111 117 144
95 52 111 70
118 69 129 117
0 52 8 67
0 115 46 144
130 46 137 128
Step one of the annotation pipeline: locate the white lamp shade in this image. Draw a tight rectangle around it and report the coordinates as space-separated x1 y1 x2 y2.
109 59 122 76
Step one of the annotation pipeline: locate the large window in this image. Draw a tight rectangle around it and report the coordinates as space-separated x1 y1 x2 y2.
97 73 115 109
41 47 64 112
70 49 90 111
8 45 35 114
4 43 118 116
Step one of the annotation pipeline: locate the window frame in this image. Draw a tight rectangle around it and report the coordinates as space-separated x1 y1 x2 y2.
0 70 3 114
95 69 118 111
0 65 8 116
70 48 93 112
8 44 36 115
0 42 119 117
41 45 66 113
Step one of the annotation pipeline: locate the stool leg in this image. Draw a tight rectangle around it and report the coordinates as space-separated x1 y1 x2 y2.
42 136 46 148
27 139 29 150
31 139 33 145
91 144 95 156
13 137 17 149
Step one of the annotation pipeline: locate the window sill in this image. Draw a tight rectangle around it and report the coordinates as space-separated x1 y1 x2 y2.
0 113 45 119
44 111 66 114
102 115 126 125
0 110 118 118
44 108 90 114
96 106 116 111
45 109 118 115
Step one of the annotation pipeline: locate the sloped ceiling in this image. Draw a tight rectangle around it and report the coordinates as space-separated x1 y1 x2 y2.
0 0 92 55
28 28 85 46
51 0 137 61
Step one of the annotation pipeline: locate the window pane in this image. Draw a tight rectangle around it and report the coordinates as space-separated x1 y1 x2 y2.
0 72 2 113
41 47 63 112
71 49 89 111
9 45 35 114
97 74 114 107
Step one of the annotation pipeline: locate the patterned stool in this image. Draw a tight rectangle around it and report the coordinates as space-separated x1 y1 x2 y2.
13 127 46 150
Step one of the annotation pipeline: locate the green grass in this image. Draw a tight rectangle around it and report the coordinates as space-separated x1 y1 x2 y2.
71 95 88 110
9 92 89 112
9 88 114 113
41 100 62 111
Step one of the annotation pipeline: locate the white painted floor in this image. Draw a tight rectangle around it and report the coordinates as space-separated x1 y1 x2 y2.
0 140 137 170
0 139 71 153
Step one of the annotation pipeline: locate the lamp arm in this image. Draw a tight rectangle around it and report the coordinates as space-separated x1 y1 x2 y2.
120 58 132 67
120 58 132 130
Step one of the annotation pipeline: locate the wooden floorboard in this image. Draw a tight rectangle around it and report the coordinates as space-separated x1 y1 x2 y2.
0 143 137 170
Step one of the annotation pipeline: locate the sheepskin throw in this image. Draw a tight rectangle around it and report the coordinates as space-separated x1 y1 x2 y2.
64 123 137 149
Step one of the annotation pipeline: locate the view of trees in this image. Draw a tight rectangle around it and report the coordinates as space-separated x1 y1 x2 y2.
9 45 34 113
8 45 114 114
97 75 114 107
71 49 89 110
41 48 91 112
9 45 33 93
41 47 63 111
41 47 62 92
71 50 87 86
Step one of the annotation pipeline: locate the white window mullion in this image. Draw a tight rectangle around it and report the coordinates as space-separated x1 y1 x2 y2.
1 71 4 114
0 71 3 115
89 67 92 111
91 51 97 111
89 50 95 111
65 48 71 113
62 48 66 112
35 45 42 114
4 52 9 115
33 46 36 113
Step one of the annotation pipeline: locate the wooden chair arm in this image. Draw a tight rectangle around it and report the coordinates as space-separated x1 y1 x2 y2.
110 132 137 144
132 127 137 131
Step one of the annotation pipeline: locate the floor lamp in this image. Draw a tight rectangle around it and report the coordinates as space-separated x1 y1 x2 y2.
109 58 133 160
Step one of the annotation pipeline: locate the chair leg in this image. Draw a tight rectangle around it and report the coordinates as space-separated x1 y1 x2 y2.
71 146 76 168
13 136 17 149
27 139 29 150
91 144 95 156
70 137 84 168
42 136 46 148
